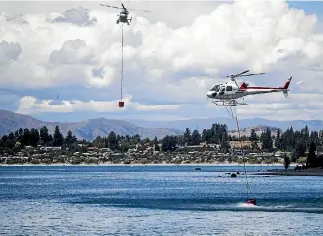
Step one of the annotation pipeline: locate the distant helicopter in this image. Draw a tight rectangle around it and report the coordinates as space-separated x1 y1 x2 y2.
100 3 151 25
206 70 292 106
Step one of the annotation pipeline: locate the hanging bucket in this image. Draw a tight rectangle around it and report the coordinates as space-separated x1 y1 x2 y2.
119 101 124 108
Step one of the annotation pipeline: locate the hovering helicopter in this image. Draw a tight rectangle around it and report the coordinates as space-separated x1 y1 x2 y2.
100 3 150 25
206 70 292 106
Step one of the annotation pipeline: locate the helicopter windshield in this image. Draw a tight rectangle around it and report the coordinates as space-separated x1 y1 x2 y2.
211 85 220 92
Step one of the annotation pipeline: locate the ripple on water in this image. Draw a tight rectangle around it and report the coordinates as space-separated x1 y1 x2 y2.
1 165 323 235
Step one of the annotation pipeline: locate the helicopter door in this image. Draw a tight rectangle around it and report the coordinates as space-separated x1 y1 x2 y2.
219 85 225 95
225 85 233 96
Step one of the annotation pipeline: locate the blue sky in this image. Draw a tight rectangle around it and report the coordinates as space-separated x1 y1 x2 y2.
1 0 323 122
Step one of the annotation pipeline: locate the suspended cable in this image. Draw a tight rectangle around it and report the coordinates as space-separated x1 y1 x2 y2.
119 24 124 108
223 95 252 198
121 24 123 101
228 105 252 198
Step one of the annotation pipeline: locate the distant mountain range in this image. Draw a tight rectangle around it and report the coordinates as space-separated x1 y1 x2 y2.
0 109 322 141
0 110 182 140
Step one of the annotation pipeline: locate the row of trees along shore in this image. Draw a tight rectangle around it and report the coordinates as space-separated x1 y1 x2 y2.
1 123 323 167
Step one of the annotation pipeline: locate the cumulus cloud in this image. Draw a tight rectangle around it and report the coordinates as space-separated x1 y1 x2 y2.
0 40 22 66
49 39 94 64
1 0 323 120
51 7 97 27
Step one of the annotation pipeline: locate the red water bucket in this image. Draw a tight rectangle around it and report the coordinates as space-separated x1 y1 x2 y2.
119 101 124 108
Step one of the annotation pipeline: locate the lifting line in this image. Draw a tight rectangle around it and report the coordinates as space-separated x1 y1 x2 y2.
121 24 124 102
224 98 252 199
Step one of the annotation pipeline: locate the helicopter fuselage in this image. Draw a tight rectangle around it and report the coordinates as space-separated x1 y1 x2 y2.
207 78 292 101
117 10 131 24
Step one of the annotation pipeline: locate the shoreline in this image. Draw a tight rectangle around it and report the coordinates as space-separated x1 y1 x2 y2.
252 168 323 176
4 163 323 176
0 162 291 167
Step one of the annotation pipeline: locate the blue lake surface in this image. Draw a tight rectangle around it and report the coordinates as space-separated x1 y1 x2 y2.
1 165 323 235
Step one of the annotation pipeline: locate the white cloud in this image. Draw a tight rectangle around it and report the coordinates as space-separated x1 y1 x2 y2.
0 40 22 66
16 95 180 114
0 0 323 121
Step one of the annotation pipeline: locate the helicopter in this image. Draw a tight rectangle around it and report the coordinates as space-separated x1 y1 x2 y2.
206 70 292 106
100 3 150 25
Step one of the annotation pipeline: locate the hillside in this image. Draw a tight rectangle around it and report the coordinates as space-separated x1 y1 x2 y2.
127 117 323 133
1 109 321 141
0 110 182 140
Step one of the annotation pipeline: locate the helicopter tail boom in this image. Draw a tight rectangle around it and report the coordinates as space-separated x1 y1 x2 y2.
239 77 292 90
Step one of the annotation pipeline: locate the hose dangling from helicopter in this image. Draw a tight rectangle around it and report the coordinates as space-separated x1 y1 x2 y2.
100 3 151 108
206 70 293 206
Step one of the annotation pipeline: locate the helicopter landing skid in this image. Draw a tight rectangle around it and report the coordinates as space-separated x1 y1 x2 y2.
212 100 248 106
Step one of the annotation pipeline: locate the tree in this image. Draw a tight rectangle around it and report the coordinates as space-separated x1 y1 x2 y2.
40 126 50 146
161 135 177 152
133 134 141 144
65 130 77 147
191 130 201 146
144 137 151 144
211 124 220 144
153 137 160 151
53 126 64 147
220 132 231 153
275 129 281 150
30 128 40 147
262 128 273 151
249 129 259 150
202 129 207 142
291 140 306 162
107 131 119 151
176 135 185 146
283 154 291 169
119 140 130 152
249 129 257 142
307 141 317 168
183 128 192 146
48 134 53 145
93 136 105 148
22 129 31 146
201 129 212 144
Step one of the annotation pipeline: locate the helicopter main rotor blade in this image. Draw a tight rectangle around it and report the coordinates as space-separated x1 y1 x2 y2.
234 70 250 77
100 4 122 9
241 73 266 77
227 70 250 78
121 3 126 10
126 8 151 12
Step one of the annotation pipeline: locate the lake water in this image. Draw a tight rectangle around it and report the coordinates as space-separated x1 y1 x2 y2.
1 165 323 235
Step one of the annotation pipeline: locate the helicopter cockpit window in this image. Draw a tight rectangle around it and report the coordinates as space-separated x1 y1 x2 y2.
220 86 225 92
226 86 232 91
211 85 219 91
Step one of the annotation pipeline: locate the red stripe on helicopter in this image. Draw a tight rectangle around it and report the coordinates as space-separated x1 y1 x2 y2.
239 78 291 90
243 86 284 90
